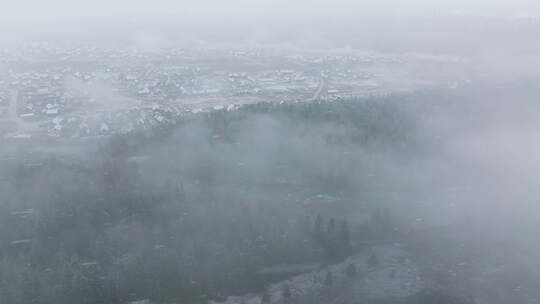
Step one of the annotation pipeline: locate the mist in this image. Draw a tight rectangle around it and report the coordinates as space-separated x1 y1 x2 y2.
1 1 540 304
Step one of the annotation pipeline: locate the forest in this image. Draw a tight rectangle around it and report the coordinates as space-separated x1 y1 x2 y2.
2 86 538 304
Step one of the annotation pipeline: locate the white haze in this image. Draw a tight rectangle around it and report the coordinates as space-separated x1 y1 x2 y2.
1 1 540 304
2 0 540 19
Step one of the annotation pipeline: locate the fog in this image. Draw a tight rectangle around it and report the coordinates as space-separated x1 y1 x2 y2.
3 0 540 18
1 1 540 304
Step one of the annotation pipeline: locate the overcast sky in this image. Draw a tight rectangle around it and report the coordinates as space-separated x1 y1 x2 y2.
3 0 540 19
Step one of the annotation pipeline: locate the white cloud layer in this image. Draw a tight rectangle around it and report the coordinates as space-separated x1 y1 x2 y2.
2 0 540 19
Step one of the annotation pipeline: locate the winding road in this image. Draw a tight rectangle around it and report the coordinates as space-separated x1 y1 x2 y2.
311 75 329 101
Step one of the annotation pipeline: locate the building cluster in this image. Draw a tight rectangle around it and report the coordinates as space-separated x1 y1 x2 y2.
0 45 404 139
0 82 8 118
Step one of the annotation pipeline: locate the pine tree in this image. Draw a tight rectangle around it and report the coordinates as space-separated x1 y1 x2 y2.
282 284 292 299
314 215 324 242
346 263 357 278
339 220 352 257
177 182 186 204
324 271 333 286
261 290 270 304
327 218 336 235
368 253 379 269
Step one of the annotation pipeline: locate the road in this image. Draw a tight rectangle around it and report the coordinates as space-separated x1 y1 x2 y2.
311 75 329 101
8 89 18 120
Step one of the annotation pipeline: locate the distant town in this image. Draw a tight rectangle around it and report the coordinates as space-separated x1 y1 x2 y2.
0 45 470 139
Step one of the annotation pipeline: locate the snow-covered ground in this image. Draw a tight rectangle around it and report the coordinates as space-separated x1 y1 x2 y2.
211 244 424 304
